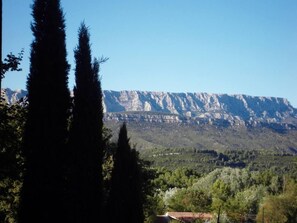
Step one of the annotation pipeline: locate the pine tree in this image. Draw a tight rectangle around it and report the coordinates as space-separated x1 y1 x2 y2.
19 0 70 222
106 123 145 223
66 23 104 222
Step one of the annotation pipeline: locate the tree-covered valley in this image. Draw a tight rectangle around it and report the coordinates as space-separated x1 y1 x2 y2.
2 100 297 222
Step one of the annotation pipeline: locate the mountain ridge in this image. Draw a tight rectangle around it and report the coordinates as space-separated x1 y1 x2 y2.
3 88 297 151
2 88 297 128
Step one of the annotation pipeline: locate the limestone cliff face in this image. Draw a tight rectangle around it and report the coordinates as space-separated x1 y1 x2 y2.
3 88 297 126
1 88 27 104
103 90 297 125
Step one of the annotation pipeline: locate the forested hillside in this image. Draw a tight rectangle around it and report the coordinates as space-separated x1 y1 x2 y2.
106 121 297 151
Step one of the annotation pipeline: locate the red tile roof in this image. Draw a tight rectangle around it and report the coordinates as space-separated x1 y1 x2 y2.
166 212 213 222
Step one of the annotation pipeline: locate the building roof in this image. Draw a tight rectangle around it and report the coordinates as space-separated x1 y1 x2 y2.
166 212 213 222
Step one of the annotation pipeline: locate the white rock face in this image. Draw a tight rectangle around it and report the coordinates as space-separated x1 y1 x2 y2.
1 88 27 104
3 88 297 126
103 90 296 123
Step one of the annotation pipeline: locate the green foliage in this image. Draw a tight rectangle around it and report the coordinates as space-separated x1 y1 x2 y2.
192 167 254 194
0 179 22 223
152 167 200 191
141 146 297 177
1 50 24 79
167 188 211 212
227 186 266 222
0 102 26 177
256 179 297 223
2 96 297 223
211 179 231 214
144 193 166 223
0 101 26 222
152 166 297 222
106 121 297 153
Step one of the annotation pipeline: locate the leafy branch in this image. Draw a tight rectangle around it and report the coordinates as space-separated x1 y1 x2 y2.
1 49 24 78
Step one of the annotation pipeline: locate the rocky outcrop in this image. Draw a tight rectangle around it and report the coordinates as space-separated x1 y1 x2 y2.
1 88 27 104
103 90 297 125
3 88 297 127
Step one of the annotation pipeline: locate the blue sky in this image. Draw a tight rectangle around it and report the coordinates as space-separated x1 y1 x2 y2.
3 0 297 107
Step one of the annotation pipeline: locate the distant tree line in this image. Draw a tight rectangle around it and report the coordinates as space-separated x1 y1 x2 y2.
142 147 297 177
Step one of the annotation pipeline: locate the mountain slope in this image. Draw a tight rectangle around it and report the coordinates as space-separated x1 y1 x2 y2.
3 88 296 125
1 88 27 104
104 90 297 124
2 88 297 151
105 121 297 151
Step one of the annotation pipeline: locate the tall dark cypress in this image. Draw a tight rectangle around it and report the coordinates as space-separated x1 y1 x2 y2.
66 23 103 222
0 0 2 91
107 123 145 223
19 0 70 222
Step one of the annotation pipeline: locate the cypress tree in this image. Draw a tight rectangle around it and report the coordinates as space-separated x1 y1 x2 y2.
19 0 70 222
107 123 145 223
66 23 103 222
0 0 2 91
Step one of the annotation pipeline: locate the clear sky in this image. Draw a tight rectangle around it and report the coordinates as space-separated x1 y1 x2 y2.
3 0 297 107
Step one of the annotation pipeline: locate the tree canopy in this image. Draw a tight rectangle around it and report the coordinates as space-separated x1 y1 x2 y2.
19 0 70 222
66 23 104 223
106 123 145 223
